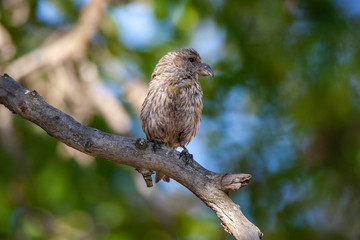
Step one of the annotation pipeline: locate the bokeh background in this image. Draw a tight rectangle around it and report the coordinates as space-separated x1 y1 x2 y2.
1 0 360 239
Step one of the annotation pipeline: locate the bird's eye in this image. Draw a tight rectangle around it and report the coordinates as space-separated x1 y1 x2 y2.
189 57 195 62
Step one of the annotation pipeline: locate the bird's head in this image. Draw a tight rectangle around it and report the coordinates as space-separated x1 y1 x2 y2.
154 48 214 79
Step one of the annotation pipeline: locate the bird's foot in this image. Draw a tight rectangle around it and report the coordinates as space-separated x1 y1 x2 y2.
148 138 162 152
179 147 193 164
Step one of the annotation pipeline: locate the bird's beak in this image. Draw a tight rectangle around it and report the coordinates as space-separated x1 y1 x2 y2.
197 62 214 77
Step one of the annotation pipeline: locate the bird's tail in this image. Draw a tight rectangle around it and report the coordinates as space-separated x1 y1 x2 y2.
155 172 170 183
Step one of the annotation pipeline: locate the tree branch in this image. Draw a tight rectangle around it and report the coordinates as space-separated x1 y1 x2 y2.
4 0 106 80
0 74 263 240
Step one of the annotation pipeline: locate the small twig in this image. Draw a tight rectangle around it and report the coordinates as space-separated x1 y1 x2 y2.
221 173 252 192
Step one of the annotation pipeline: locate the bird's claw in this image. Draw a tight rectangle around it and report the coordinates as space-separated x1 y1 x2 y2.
149 138 162 152
179 148 193 164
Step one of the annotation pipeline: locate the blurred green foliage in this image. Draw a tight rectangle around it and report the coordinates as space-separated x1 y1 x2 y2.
1 0 360 239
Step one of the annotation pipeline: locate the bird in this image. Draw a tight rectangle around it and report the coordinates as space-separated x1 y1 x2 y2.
140 48 214 183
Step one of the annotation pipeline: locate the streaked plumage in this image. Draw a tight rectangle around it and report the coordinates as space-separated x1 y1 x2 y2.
140 48 214 182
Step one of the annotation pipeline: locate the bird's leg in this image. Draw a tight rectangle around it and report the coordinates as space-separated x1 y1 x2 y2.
148 138 162 152
179 145 193 164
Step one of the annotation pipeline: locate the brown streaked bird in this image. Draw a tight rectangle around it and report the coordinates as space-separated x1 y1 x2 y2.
140 48 214 183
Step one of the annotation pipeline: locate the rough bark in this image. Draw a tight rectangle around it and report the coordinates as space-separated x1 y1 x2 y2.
0 74 263 240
